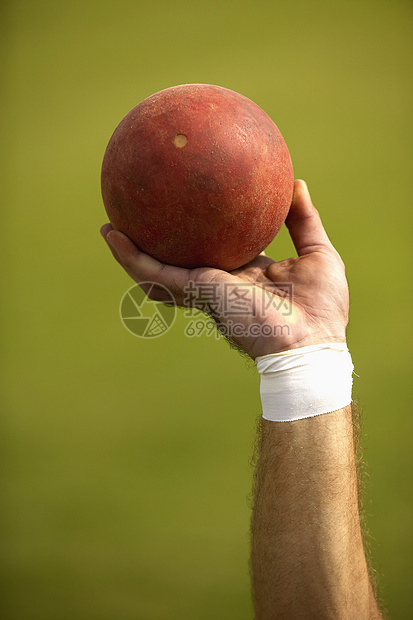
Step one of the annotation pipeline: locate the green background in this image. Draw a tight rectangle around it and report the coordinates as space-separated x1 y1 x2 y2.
2 1 412 618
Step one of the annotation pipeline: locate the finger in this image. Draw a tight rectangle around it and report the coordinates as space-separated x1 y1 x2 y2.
105 230 194 301
100 223 114 238
101 223 122 262
103 229 249 310
285 180 333 256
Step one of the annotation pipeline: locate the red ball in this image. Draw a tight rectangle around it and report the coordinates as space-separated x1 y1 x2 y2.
101 84 294 271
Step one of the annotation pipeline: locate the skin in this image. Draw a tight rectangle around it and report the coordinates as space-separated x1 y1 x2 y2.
101 180 382 618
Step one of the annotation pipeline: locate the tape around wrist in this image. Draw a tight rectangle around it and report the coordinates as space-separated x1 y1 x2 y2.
256 343 354 422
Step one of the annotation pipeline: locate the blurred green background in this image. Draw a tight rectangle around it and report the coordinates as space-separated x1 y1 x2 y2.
2 0 412 618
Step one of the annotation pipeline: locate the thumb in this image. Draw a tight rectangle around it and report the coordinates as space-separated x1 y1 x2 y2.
285 180 333 256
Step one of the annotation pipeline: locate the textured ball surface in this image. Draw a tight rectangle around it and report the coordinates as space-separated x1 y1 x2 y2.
101 84 294 270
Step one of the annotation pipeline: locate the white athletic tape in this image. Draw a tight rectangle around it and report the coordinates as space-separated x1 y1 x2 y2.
256 343 354 422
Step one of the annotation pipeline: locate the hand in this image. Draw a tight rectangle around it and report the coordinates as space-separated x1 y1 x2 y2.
100 180 348 359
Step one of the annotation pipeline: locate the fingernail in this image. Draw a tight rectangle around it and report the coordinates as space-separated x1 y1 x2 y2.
106 231 116 248
105 232 122 259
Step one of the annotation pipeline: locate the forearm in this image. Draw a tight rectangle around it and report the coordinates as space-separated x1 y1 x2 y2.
251 405 382 619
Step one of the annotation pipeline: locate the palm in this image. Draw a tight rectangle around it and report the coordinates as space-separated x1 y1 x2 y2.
188 243 346 358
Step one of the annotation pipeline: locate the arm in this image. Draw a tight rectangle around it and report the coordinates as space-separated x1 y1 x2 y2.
101 180 382 618
251 406 381 619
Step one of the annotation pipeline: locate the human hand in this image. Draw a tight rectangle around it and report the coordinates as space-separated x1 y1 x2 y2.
100 180 348 359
